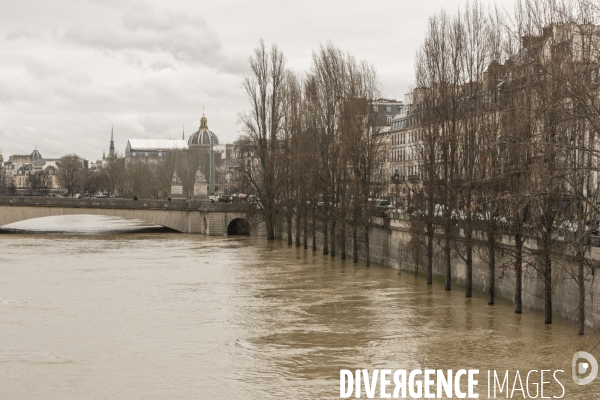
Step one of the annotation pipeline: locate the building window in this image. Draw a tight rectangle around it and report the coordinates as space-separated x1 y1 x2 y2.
387 116 392 125
373 105 378 112
386 105 392 112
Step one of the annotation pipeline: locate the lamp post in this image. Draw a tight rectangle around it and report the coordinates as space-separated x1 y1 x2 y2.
392 171 400 212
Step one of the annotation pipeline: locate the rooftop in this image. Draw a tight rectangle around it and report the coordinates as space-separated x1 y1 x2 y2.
126 139 188 152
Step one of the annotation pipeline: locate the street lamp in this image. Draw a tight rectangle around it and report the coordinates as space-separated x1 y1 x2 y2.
392 171 400 211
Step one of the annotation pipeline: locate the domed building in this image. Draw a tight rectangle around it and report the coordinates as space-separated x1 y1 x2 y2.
31 149 43 161
188 114 219 147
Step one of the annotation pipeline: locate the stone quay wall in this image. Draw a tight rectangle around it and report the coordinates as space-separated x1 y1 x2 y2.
279 217 600 329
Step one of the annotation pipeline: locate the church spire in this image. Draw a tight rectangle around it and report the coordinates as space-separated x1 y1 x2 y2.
109 125 115 158
182 126 185 140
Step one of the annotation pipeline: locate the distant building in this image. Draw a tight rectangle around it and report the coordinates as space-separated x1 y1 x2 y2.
373 99 403 127
5 150 60 191
125 139 188 163
388 91 423 207
188 114 219 148
373 99 402 197
9 149 43 165
215 143 234 197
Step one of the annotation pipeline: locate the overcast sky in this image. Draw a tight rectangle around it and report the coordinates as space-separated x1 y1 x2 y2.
0 0 516 161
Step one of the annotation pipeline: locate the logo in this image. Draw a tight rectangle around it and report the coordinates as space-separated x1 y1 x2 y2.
572 351 598 386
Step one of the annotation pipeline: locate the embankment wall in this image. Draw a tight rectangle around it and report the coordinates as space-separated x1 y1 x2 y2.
279 217 600 328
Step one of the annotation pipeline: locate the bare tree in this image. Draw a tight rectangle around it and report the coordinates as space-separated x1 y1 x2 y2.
239 40 288 240
57 155 83 196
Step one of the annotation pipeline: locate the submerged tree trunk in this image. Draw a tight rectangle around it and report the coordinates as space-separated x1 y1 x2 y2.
353 224 358 263
544 249 552 324
330 220 336 257
303 209 308 250
578 257 585 335
340 218 346 260
265 214 275 241
295 212 301 248
515 232 523 314
287 216 293 245
444 223 452 291
323 216 329 255
465 220 473 298
488 230 495 305
311 207 317 252
426 224 434 285
365 229 370 267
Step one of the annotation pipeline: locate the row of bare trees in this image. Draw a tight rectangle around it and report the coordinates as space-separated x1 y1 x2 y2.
237 40 388 265
409 0 600 334
53 149 220 199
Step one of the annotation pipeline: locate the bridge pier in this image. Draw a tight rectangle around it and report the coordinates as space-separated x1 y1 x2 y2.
188 211 205 234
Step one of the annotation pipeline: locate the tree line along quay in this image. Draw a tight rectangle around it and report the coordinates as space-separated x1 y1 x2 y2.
236 0 600 337
2 0 600 335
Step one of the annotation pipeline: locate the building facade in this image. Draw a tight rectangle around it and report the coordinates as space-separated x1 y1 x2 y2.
125 139 188 164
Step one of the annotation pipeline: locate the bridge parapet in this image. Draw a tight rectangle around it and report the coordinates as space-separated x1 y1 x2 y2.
0 196 254 213
196 202 252 213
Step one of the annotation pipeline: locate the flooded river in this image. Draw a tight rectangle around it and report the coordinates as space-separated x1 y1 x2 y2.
0 215 598 399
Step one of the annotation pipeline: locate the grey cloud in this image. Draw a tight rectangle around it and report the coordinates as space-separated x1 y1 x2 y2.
60 7 246 74
5 30 34 41
121 8 207 32
148 60 175 71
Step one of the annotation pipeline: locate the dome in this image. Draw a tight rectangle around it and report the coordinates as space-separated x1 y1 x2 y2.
188 115 219 147
31 149 43 160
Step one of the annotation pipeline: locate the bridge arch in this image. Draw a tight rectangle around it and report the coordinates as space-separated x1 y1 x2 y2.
227 218 250 236
0 206 190 233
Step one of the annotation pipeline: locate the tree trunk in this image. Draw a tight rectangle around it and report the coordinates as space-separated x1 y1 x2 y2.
465 220 473 298
311 207 317 252
295 212 301 248
515 233 523 314
488 230 495 305
578 256 585 335
365 229 370 267
353 224 358 263
444 224 451 291
544 248 552 324
330 220 336 257
265 214 275 240
426 225 433 285
340 218 346 260
287 216 293 245
303 209 308 250
323 217 329 255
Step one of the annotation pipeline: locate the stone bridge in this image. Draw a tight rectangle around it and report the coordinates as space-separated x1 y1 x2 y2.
0 196 262 235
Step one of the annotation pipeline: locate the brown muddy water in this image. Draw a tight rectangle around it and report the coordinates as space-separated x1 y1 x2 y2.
0 215 598 399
